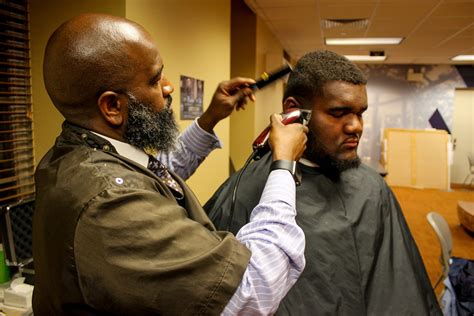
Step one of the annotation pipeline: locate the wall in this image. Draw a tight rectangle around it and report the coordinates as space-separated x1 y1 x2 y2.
30 0 126 165
254 18 285 136
358 64 467 186
451 89 474 184
229 0 256 171
229 3 285 171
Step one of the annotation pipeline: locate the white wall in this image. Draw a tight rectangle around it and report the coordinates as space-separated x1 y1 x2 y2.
451 89 474 184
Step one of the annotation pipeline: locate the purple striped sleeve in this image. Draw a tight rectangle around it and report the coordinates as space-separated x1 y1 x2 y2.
222 170 306 315
159 119 221 180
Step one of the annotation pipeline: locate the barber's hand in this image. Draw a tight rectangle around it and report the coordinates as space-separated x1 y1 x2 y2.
269 113 308 161
198 77 256 133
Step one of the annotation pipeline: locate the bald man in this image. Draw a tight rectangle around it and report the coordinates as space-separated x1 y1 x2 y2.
33 14 308 315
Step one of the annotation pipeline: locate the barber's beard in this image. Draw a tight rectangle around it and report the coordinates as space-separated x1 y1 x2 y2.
306 131 361 178
123 94 179 154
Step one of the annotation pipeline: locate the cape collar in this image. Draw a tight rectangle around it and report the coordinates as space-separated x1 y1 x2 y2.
299 157 319 167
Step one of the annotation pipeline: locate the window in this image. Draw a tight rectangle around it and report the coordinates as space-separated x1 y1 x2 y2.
0 0 35 205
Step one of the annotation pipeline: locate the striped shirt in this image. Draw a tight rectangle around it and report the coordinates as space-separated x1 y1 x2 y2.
100 119 306 315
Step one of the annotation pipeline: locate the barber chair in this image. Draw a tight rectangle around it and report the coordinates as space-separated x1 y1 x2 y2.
0 199 35 284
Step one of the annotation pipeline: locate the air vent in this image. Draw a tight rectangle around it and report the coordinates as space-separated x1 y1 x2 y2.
321 19 369 30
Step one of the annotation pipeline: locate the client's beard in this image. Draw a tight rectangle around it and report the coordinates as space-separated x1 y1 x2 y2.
123 93 179 154
306 131 361 179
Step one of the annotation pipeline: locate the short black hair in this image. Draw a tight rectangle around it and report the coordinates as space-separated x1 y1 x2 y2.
284 50 367 105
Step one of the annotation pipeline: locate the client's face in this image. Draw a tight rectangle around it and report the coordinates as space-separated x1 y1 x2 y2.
123 93 179 153
305 81 368 173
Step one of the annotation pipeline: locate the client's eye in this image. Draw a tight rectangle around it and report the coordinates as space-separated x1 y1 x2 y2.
330 111 345 118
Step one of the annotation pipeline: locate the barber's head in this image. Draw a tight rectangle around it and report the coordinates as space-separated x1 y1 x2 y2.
283 50 368 174
43 13 178 153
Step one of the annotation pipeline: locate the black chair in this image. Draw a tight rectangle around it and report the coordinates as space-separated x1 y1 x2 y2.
0 199 34 283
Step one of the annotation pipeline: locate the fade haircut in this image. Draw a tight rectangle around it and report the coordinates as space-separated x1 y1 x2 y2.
284 50 367 106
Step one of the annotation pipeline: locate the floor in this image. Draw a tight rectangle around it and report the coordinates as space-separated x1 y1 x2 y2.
391 185 474 295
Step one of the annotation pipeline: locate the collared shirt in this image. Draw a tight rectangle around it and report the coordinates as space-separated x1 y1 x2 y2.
95 118 305 315
94 118 222 179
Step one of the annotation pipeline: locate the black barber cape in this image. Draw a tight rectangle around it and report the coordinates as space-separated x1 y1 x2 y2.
204 153 441 315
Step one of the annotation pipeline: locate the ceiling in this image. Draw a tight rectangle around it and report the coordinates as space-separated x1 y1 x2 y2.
244 0 474 64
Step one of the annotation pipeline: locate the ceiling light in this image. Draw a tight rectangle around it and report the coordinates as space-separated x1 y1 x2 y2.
325 37 403 45
451 55 474 61
345 55 387 62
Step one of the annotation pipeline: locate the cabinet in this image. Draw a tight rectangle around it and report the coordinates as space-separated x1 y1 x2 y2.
382 128 450 190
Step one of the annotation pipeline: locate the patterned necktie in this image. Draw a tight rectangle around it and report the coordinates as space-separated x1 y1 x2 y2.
147 155 184 198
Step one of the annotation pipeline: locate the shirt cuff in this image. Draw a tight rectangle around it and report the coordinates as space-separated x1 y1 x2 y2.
179 118 223 157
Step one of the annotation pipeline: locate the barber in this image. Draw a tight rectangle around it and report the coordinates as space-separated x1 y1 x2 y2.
33 13 308 315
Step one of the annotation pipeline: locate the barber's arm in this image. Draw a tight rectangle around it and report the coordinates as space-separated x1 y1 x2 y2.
223 115 308 315
159 77 255 180
74 115 306 315
197 77 256 132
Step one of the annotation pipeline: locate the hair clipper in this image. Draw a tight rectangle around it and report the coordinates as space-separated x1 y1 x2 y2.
252 108 312 160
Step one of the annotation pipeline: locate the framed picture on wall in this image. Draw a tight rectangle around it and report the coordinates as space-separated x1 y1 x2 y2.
180 75 204 120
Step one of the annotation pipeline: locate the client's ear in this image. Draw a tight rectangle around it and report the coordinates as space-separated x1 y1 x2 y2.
283 97 301 112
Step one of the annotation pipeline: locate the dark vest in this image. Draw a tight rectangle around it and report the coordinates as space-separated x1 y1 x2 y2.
33 122 250 315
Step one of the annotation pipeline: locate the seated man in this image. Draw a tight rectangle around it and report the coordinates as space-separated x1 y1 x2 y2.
33 13 309 315
205 50 441 315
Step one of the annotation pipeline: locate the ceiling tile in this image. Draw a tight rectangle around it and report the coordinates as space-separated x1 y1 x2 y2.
279 32 321 42
259 5 317 20
318 3 375 19
402 35 448 47
435 27 474 49
244 0 474 64
375 2 437 19
434 45 474 55
318 0 377 3
284 40 322 50
421 16 474 30
270 19 320 34
409 28 463 38
379 0 440 3
367 18 419 36
442 0 474 3
249 0 316 7
431 2 474 17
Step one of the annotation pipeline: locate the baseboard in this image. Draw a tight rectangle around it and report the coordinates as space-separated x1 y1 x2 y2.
451 183 474 190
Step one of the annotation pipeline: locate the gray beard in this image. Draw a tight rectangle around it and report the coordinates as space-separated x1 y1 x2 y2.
123 93 179 154
306 131 361 177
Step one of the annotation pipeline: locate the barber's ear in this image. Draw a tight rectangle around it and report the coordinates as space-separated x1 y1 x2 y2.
283 97 301 112
97 91 126 126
